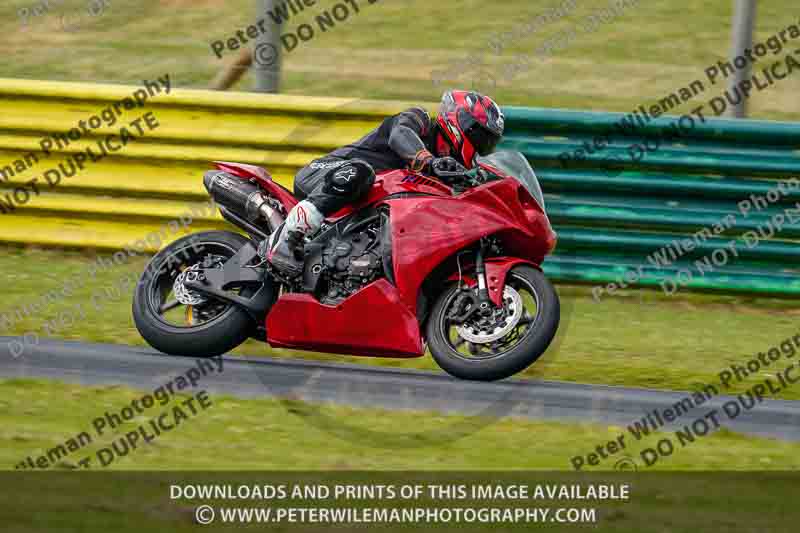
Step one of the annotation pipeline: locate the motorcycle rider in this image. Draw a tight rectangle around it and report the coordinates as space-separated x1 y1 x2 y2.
266 90 506 277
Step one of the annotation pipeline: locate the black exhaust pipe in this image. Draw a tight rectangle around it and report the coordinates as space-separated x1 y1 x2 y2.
203 171 285 232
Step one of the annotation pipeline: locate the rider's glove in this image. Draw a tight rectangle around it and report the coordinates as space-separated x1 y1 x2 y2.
410 149 434 173
429 157 468 182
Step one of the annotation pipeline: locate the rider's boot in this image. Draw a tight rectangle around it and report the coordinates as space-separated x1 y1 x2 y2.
266 200 324 277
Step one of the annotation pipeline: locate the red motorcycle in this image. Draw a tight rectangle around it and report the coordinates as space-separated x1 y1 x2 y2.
133 151 559 381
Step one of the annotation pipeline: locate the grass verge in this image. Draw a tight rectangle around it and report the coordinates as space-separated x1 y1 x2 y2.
3 379 800 471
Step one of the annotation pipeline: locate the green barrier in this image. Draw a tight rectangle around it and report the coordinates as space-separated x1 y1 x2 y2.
502 106 800 146
500 107 800 297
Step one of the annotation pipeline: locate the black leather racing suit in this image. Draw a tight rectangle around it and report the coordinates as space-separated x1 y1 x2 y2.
294 107 441 216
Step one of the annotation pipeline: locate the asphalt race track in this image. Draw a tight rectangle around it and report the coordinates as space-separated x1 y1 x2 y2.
2 336 800 442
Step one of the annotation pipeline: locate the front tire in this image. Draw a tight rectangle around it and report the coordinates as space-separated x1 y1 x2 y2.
132 231 258 358
426 265 560 381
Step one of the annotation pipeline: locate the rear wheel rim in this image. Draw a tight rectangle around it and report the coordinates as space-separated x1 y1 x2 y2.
440 272 541 362
145 241 241 329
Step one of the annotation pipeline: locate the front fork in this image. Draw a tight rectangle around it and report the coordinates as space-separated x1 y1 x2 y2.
448 244 539 322
474 240 494 316
449 239 495 323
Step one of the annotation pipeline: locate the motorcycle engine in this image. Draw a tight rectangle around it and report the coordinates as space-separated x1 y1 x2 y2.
320 228 383 304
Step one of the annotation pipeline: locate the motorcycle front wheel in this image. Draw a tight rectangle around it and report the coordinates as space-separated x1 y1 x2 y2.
132 230 259 358
426 265 560 381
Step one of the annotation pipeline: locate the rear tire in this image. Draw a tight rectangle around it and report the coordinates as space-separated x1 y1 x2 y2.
132 231 259 358
426 266 560 381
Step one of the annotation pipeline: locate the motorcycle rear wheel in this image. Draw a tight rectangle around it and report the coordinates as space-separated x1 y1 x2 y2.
426 265 560 381
132 231 258 358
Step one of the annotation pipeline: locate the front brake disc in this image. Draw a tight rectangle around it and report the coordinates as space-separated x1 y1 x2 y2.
455 285 523 344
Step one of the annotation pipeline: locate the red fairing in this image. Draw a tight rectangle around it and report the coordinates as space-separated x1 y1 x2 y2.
213 161 298 210
388 177 553 316
219 156 557 359
265 170 454 357
474 163 557 255
484 258 538 307
346 169 553 318
267 279 425 357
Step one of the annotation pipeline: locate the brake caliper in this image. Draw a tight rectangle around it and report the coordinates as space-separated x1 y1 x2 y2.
447 289 480 323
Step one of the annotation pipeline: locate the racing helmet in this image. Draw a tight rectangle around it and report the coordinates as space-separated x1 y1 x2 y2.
436 90 505 168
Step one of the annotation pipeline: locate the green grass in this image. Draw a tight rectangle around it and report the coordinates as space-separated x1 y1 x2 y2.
3 379 800 471
0 0 798 120
1 245 798 400
4 380 800 531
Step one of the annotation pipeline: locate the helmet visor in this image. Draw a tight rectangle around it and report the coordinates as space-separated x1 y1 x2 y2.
464 120 501 156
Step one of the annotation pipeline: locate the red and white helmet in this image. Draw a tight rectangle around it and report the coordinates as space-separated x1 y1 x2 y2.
436 90 505 168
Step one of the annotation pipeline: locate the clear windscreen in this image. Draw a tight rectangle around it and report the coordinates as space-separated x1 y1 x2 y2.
476 151 546 210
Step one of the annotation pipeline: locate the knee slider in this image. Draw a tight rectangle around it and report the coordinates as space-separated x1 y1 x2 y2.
325 160 375 197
